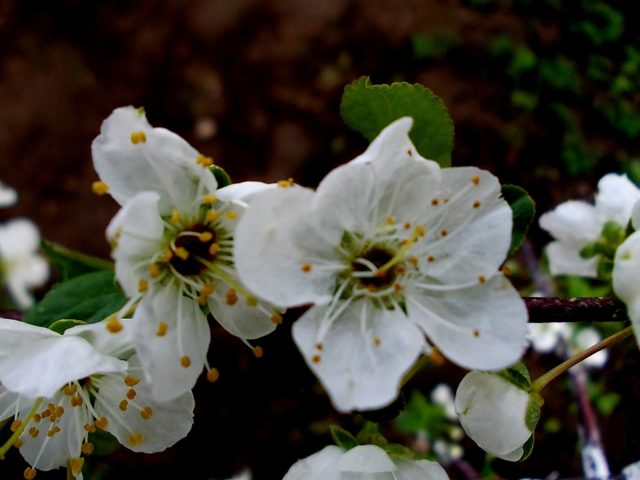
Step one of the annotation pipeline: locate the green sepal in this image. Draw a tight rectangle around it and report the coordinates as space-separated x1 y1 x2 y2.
601 221 625 245
501 185 536 255
48 319 86 335
579 241 601 259
42 240 113 281
23 270 127 328
355 422 388 447
88 430 120 456
383 443 422 461
340 77 454 167
525 397 541 432
499 362 531 391
596 257 614 281
520 434 535 461
330 425 359 451
210 165 232 189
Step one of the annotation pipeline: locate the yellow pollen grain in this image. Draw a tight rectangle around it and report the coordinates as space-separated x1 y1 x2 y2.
198 231 213 242
207 368 220 383
246 296 258 307
202 194 218 204
252 346 264 358
130 131 147 144
471 175 480 185
140 406 154 420
14 438 23 448
209 242 220 256
69 457 84 475
386 215 396 224
81 442 94 455
23 467 37 480
277 177 294 188
206 210 221 222
373 336 381 347
95 417 108 430
225 210 237 220
415 225 426 237
119 400 128 411
225 288 238 306
478 275 486 284
174 246 189 260
126 389 137 400
473 329 480 337
148 263 161 278
28 427 39 438
106 318 123 334
440 229 448 237
403 222 411 230
271 313 283 324
196 154 214 167
311 354 321 364
84 423 96 433
91 181 109 196
473 200 481 208
431 198 439 206
170 209 181 224
409 256 419 266
71 395 83 407
128 432 144 446
180 355 192 368
10 419 22 432
159 250 173 263
138 279 149 293
301 263 312 273
125 374 140 387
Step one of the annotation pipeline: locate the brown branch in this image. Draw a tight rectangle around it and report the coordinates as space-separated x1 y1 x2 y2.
525 297 629 323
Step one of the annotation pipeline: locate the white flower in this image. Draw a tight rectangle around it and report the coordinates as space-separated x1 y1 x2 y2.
0 219 49 309
234 117 528 412
539 173 640 277
454 371 535 461
430 384 457 421
612 203 640 349
527 322 571 353
283 444 448 480
573 327 607 368
0 179 17 207
0 317 194 477
92 106 281 401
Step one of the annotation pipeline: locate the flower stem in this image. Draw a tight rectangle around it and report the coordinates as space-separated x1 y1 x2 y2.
531 326 633 392
0 397 43 460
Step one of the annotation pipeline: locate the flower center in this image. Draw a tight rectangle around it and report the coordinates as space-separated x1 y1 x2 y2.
170 224 218 276
352 247 397 289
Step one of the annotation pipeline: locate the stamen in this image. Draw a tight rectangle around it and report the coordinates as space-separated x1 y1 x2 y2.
373 336 381 347
28 427 39 438
68 457 84 475
128 433 144 446
252 346 264 358
119 400 128 411
124 375 140 387
478 275 486 284
473 200 481 208
207 368 220 383
95 417 108 430
10 420 22 432
311 354 321 364
206 210 220 222
198 231 213 242
158 250 173 263
431 198 439 206
140 406 153 420
386 215 396 224
277 178 294 188
70 395 83 407
170 209 181 224
209 243 220 255
225 288 238 306
301 263 312 273
23 467 37 480
138 279 148 293
315 342 324 351
84 423 96 433
148 263 161 278
81 442 94 455
126 389 137 400
471 175 480 185
174 247 189 260
202 194 217 204
91 181 109 196
473 329 480 337
196 154 214 167
440 229 448 237
106 318 123 334
180 356 192 368
225 211 237 220
271 313 283 324
376 226 423 275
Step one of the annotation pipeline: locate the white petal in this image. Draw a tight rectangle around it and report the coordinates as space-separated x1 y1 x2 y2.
0 179 17 207
292 300 425 413
595 173 640 226
65 318 135 358
216 181 275 204
108 191 165 296
93 355 194 453
0 384 29 421
337 444 396 472
454 371 531 460
539 201 602 244
282 445 344 480
527 323 570 353
632 200 640 230
407 274 528 370
92 106 216 212
132 285 210 401
544 241 598 277
0 219 41 258
613 232 640 348
235 185 341 307
396 459 449 480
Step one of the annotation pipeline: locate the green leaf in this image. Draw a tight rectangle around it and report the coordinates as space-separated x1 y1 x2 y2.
48 319 86 335
42 240 113 281
595 392 620 416
340 77 454 166
520 434 535 461
394 391 448 436
500 362 531 390
383 443 421 461
525 397 541 432
330 425 359 451
211 165 232 189
501 184 536 254
23 271 127 328
355 422 387 447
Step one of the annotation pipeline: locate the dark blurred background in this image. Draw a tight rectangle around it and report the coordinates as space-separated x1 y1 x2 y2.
1 0 639 479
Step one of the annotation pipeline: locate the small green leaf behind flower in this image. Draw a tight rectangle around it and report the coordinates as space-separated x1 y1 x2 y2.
41 240 113 281
210 165 232 189
501 184 536 255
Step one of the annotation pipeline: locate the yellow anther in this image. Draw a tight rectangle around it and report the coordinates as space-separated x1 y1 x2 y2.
315 342 324 351
440 229 448 237
196 154 214 167
63 383 78 396
14 438 23 448
91 181 109 196
473 329 481 337
427 256 435 263
170 209 181 224
124 374 140 387
128 432 144 446
198 231 213 242
119 400 128 411
207 368 220 383
84 423 96 433
404 222 412 230
140 406 153 420
95 417 108 430
252 346 264 358
148 263 161 278
180 355 192 368
394 283 403 292
106 318 123 334
156 321 168 337
225 210 237 220
367 284 378 293
431 198 439 206
430 349 446 366
47 426 61 437
126 389 137 400
386 215 396 224
271 313 283 324
409 256 419 266
138 279 149 293
471 175 480 185
277 177 294 188
473 200 481 208
373 336 381 347
28 427 39 438
23 467 37 480
415 225 426 237
81 442 94 455
225 288 238 306
71 394 83 407
209 242 220 256
130 131 147 144
202 194 218 204
41 409 51 419
68 457 84 475
10 419 22 432
502 266 512 277
301 263 312 273
200 283 215 296
246 296 258 307
311 354 321 364
54 406 64 418
478 275 486 284
206 210 221 222
159 250 174 263
33 414 41 423
174 247 189 260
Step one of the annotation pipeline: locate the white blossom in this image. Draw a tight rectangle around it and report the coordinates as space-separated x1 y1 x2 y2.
0 318 194 477
283 444 448 480
454 371 534 461
539 173 640 277
0 179 17 207
234 117 528 412
91 106 281 401
0 219 49 309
